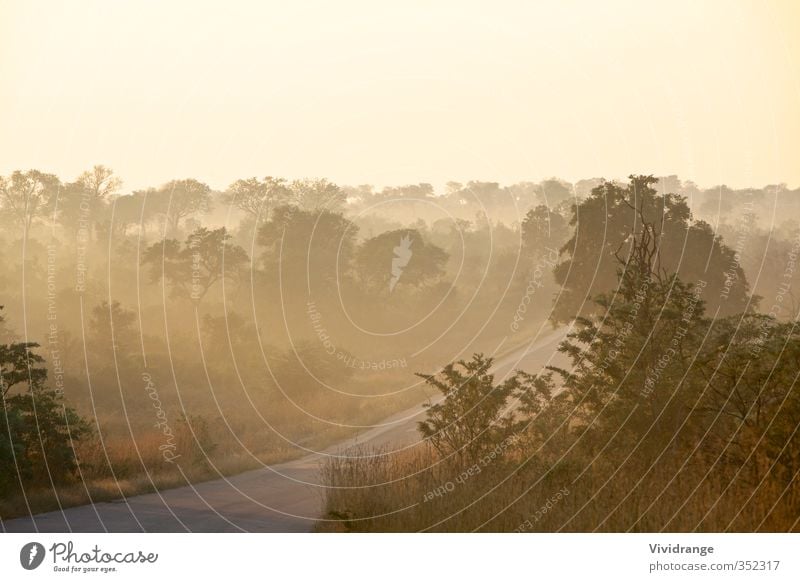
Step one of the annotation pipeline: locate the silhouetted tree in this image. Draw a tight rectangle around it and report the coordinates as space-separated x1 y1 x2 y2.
417 354 536 464
147 179 213 234
536 178 572 206
59 165 121 242
355 229 448 293
0 306 90 495
521 204 569 257
0 170 60 244
552 175 750 322
258 205 357 290
102 192 144 241
289 178 346 212
224 176 291 220
142 227 249 300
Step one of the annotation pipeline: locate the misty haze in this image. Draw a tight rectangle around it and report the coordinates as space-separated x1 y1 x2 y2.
1 0 799 535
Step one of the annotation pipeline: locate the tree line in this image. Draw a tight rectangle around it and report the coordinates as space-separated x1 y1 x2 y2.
1 167 797 526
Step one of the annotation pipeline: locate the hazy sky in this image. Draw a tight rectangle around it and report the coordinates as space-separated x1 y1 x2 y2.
1 0 798 192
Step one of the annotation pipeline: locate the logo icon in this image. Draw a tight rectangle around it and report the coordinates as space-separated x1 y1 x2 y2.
389 234 413 292
20 542 46 570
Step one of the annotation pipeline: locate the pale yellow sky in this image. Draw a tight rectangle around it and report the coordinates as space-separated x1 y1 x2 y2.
1 0 798 192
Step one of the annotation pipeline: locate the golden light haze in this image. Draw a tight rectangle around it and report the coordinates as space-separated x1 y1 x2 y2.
1 0 798 191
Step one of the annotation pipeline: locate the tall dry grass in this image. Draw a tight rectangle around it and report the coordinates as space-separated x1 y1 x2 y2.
317 440 800 532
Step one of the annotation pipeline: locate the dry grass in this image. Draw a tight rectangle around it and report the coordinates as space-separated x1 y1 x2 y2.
317 442 800 532
0 359 440 521
0 419 298 520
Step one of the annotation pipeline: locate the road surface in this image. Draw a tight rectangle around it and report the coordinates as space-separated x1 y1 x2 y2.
1 326 569 533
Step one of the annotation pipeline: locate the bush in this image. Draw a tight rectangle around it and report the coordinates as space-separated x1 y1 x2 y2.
1 308 90 496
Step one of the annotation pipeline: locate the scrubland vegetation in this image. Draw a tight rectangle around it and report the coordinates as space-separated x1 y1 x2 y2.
318 176 800 532
1 168 798 530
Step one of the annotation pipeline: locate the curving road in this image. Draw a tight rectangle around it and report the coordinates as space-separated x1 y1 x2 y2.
1 326 569 533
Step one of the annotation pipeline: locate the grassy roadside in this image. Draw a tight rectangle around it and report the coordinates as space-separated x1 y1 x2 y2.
312 325 563 532
0 323 555 523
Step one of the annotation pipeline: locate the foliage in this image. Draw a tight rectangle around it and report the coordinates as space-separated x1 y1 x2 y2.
0 170 60 237
289 178 347 212
142 227 249 300
416 354 549 463
147 179 213 234
355 228 448 293
1 307 90 496
521 204 569 257
257 205 357 289
552 175 751 322
224 176 291 219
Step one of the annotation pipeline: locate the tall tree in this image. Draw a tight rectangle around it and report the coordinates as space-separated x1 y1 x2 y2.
552 175 750 322
258 205 357 291
100 192 144 241
354 229 448 294
0 170 60 243
78 165 121 202
142 227 249 300
148 179 213 234
59 165 121 241
521 204 569 258
536 178 573 206
552 213 708 443
289 178 346 212
224 176 291 220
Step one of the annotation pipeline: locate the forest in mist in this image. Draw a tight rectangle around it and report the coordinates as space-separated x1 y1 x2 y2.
1 167 799 530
